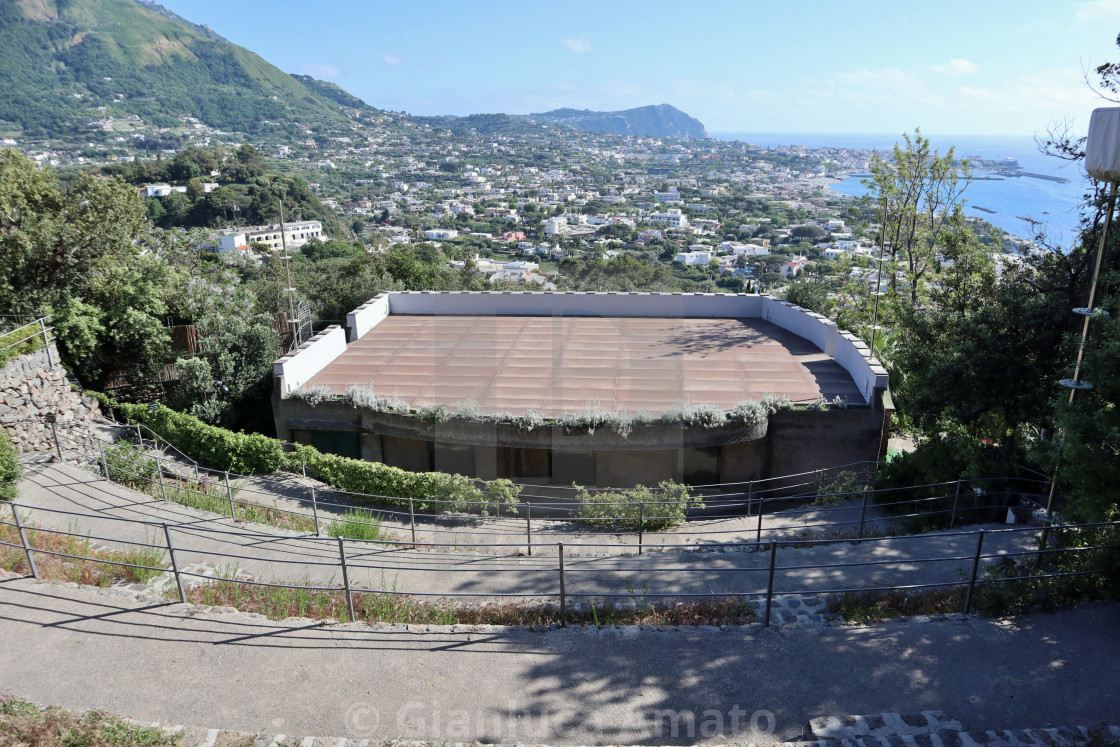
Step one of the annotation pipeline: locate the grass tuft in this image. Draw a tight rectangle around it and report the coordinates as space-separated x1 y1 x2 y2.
0 695 180 746
326 508 384 541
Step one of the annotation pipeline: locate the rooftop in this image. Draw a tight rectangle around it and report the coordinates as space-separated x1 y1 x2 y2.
301 314 862 416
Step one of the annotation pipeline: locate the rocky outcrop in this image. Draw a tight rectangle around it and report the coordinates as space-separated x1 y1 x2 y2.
0 344 103 452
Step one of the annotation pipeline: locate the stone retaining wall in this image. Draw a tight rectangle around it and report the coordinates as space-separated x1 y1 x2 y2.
0 344 103 452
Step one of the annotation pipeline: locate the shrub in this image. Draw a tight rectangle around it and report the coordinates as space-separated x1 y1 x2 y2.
289 384 333 406
969 523 1120 617
576 480 704 530
0 428 18 501
344 384 409 414
760 392 793 414
95 395 523 515
805 397 830 411
453 398 480 420
0 326 45 369
681 403 725 428
103 441 158 492
730 399 767 429
418 403 450 426
285 443 521 514
814 469 872 505
109 400 284 474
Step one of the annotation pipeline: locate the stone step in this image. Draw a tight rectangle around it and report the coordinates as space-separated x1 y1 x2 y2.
126 718 1120 747
810 711 965 740
776 716 1120 747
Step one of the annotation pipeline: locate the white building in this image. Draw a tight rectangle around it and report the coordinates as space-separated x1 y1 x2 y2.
720 242 770 257
647 208 689 229
674 250 714 266
423 229 459 240
780 256 810 277
217 220 324 252
139 184 172 198
543 217 568 236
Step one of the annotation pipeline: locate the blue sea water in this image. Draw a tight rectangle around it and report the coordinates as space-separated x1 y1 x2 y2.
711 131 1090 245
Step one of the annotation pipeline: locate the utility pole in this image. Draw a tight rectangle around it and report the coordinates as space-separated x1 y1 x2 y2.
278 192 299 347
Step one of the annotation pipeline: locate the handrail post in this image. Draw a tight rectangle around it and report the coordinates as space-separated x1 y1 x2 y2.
526 502 532 556
40 318 52 367
963 530 986 615
747 480 754 532
163 522 185 603
949 479 962 529
338 537 355 623
638 502 644 555
12 505 39 579
756 494 764 547
408 496 417 547
763 540 777 627
858 488 869 539
47 417 62 462
558 542 567 628
225 471 236 518
97 438 109 479
310 486 321 536
156 457 168 502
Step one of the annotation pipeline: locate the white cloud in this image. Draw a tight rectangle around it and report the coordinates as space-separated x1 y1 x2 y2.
300 62 340 80
931 58 979 75
561 35 591 53
1073 0 1120 27
382 54 402 66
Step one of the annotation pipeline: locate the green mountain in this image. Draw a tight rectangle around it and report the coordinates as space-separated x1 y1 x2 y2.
0 0 359 138
525 104 708 138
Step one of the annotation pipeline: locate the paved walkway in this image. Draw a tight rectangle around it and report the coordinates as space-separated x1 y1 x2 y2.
0 577 1117 744
9 462 1041 605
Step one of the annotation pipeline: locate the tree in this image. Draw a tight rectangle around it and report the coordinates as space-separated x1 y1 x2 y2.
791 225 827 241
868 130 970 305
0 148 170 388
783 279 833 316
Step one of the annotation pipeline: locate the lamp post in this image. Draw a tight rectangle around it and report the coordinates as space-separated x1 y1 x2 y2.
1041 107 1120 533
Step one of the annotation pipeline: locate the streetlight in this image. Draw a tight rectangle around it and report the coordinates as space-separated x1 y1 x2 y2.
1041 107 1120 535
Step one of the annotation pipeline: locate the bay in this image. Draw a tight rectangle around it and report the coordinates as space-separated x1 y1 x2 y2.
711 131 1091 245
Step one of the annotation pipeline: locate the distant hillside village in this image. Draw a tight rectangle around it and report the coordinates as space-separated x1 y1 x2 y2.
102 120 1031 299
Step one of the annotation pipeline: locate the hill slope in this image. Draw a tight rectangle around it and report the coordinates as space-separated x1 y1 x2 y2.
0 0 355 137
525 104 707 138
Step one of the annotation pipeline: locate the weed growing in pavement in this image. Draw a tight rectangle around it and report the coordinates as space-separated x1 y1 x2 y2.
327 508 385 541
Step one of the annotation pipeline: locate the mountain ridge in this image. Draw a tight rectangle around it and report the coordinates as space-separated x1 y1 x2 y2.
0 0 354 137
524 104 708 138
0 0 707 144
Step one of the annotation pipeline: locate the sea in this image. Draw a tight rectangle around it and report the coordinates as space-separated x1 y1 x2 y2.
711 131 1091 245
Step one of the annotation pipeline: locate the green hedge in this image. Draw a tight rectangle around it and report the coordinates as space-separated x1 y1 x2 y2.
576 481 703 530
0 427 19 501
93 394 520 514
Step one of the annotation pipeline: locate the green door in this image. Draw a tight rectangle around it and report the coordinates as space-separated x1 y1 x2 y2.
310 430 360 459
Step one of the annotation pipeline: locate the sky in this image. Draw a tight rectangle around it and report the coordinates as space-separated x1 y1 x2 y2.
155 0 1120 137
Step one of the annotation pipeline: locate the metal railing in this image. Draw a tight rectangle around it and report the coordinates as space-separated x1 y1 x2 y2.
0 316 54 367
2 497 1115 628
24 422 1051 558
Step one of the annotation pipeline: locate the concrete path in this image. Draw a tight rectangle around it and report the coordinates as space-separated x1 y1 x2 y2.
10 462 1041 605
0 576 1117 745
